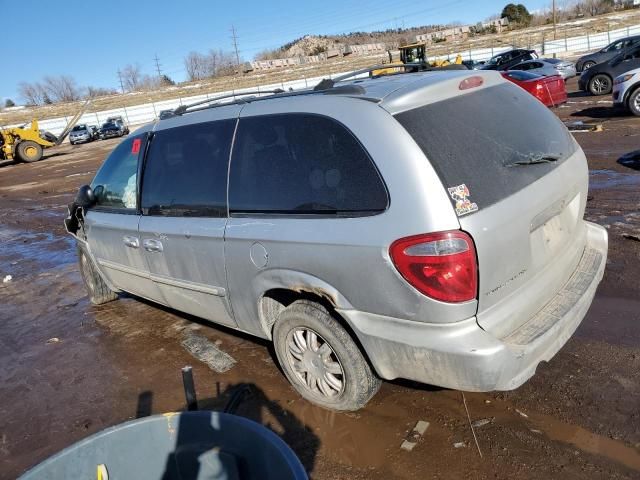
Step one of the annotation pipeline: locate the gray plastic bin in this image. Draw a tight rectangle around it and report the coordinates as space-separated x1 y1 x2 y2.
19 411 308 480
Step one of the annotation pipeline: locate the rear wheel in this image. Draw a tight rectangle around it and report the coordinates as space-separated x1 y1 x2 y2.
628 88 640 116
589 74 612 95
273 300 381 411
16 140 43 163
78 247 118 305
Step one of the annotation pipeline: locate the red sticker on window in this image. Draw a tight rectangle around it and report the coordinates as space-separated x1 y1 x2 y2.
131 138 141 154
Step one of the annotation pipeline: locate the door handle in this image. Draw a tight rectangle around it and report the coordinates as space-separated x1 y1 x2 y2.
123 236 139 249
143 239 164 253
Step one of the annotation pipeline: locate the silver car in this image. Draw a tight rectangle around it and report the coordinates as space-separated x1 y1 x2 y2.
66 70 608 411
510 58 577 80
69 124 96 145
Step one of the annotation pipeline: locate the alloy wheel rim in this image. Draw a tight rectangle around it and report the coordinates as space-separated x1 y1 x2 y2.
593 77 609 94
633 94 640 112
286 327 345 398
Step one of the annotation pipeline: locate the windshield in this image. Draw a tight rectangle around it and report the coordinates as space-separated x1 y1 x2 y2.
72 125 87 132
102 123 116 129
487 51 512 66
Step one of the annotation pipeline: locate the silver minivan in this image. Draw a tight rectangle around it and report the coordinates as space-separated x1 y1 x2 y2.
66 70 608 411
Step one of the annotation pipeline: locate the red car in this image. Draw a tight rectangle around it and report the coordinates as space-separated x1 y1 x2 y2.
501 70 567 107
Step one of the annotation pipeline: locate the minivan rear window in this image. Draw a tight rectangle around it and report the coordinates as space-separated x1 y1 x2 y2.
394 83 576 212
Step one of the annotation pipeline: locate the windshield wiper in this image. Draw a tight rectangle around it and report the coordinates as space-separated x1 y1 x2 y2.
508 153 562 167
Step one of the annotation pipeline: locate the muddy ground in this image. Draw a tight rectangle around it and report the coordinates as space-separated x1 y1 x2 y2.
1 77 639 479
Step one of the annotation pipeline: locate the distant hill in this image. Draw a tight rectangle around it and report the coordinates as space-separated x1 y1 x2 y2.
256 26 444 59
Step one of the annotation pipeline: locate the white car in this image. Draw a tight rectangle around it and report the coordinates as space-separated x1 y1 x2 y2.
613 67 640 115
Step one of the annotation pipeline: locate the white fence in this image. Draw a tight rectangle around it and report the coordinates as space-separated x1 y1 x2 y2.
13 21 640 139
430 23 640 62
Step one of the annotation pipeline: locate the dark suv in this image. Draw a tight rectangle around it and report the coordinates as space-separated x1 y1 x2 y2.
481 49 537 71
576 35 640 72
579 44 640 95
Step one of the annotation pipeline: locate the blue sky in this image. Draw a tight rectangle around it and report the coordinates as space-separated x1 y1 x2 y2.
4 0 548 103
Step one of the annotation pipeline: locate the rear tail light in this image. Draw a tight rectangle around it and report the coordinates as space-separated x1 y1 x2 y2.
390 231 478 303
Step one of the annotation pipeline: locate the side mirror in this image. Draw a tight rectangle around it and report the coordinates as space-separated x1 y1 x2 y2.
75 184 96 208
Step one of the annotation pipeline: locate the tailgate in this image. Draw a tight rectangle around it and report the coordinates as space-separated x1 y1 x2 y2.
394 81 587 335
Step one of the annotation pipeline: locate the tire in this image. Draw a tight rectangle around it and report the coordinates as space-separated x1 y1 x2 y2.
589 74 612 95
16 140 43 163
77 246 118 305
628 87 640 116
582 61 596 71
273 300 381 411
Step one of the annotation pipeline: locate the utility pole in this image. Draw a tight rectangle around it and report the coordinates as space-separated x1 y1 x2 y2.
117 69 125 93
230 25 241 69
552 0 557 40
154 54 163 78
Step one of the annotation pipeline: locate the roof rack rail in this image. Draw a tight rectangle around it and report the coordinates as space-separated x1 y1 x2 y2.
313 64 420 91
173 88 285 115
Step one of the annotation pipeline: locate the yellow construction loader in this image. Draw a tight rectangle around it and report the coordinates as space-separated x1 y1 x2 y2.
372 43 464 76
0 102 88 164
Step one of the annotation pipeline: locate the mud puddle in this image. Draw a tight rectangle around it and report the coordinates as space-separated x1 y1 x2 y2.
528 412 640 471
0 227 76 276
589 169 640 190
466 393 640 473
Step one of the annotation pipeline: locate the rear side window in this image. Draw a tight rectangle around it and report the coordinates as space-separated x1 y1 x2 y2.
394 83 576 212
229 114 388 215
141 120 235 217
91 134 146 211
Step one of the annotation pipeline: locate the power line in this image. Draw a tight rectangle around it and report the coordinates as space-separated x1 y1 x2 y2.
154 53 163 78
230 25 241 67
116 69 125 93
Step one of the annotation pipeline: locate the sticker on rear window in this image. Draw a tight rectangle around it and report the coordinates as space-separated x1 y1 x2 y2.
448 184 478 217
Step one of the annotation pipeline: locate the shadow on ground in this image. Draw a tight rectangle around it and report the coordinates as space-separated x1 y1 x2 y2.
570 106 629 118
618 150 640 170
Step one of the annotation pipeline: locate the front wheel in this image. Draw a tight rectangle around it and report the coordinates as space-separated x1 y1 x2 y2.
628 88 640 116
16 140 43 163
273 300 381 411
589 74 612 95
582 61 596 71
78 247 118 305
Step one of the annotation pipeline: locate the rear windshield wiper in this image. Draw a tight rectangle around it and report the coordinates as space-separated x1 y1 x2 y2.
507 153 562 167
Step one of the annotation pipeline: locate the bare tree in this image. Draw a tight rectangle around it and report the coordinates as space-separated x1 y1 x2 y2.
184 51 208 81
19 82 46 105
121 63 142 91
42 75 80 102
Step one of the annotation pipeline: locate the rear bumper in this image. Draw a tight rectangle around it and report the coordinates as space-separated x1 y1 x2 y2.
339 222 607 391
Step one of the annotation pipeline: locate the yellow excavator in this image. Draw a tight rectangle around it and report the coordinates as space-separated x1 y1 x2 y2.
372 43 464 76
0 101 89 164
